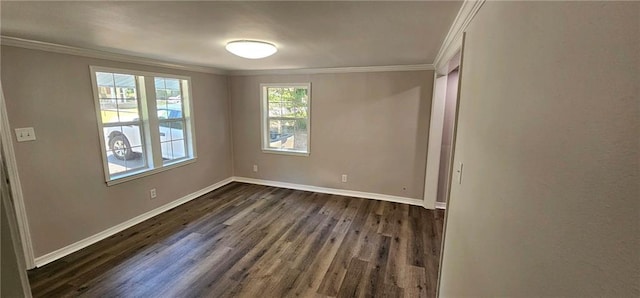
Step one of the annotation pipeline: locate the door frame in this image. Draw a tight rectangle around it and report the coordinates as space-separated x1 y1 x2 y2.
0 80 36 269
1 146 33 296
435 32 468 297
424 0 484 210
423 73 449 210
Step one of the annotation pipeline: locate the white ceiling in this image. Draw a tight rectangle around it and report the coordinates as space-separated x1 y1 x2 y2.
1 1 462 71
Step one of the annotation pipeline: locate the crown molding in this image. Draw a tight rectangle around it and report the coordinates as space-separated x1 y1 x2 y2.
433 0 485 75
1 36 435 77
228 64 434 76
0 36 228 75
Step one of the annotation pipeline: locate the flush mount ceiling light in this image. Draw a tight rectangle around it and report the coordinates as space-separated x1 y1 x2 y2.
225 40 278 59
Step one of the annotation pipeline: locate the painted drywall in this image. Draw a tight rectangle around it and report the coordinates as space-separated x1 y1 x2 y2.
230 71 432 199
1 46 233 258
436 69 458 203
439 1 639 296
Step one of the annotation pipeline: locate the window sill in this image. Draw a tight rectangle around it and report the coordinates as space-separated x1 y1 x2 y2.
106 157 196 186
261 148 310 157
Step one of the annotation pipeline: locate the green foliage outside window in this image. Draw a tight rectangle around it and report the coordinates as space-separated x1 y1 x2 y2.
267 87 309 129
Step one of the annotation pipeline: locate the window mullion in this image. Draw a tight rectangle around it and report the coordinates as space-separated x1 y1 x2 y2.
143 77 164 167
181 79 196 158
102 121 141 127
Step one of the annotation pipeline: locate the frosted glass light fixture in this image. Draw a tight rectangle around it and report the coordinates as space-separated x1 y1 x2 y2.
225 40 277 59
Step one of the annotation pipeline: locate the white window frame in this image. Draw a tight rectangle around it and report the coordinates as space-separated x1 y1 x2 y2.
260 83 311 156
90 66 197 186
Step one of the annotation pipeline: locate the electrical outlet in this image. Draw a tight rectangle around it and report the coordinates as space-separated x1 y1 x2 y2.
253 164 258 172
341 174 348 183
150 188 157 199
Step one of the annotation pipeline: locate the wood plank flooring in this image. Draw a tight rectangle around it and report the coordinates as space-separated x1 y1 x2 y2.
28 182 444 297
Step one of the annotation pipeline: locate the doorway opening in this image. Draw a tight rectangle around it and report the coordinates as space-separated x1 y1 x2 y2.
436 66 460 207
423 51 461 209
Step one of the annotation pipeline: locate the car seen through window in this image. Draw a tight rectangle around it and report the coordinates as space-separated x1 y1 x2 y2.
104 104 185 161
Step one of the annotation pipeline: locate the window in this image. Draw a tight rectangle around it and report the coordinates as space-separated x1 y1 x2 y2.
91 66 196 185
261 83 311 155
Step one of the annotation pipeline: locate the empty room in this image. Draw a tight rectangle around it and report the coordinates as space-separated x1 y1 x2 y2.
0 1 637 297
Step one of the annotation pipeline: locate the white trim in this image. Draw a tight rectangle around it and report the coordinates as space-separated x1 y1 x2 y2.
89 65 198 186
106 159 196 186
0 81 36 269
1 186 33 297
1 36 435 76
33 177 233 267
260 83 311 156
31 175 428 267
433 0 484 75
261 149 310 157
435 202 447 210
230 64 434 76
90 65 194 81
423 73 448 210
233 176 424 206
0 111 33 296
1 36 228 75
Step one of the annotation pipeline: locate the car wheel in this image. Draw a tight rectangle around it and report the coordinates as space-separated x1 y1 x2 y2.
109 134 135 160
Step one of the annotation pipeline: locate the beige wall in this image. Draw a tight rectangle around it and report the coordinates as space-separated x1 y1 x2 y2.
440 2 639 296
1 46 233 257
230 71 432 199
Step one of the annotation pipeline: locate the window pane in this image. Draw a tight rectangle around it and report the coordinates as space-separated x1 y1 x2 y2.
267 87 308 118
155 77 182 119
113 74 136 89
96 72 115 88
96 72 139 123
97 72 118 123
103 125 146 175
267 87 281 117
160 141 172 160
93 69 195 182
160 139 185 162
264 85 309 153
268 119 294 150
158 109 168 120
170 121 184 139
171 140 186 160
160 119 185 162
293 119 308 152
117 100 140 122
159 120 184 142
167 103 182 119
268 101 282 117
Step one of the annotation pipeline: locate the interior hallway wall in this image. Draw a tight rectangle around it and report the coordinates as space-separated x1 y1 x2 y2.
439 2 639 296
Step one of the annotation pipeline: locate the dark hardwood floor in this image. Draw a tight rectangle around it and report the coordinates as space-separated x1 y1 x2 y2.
28 182 444 297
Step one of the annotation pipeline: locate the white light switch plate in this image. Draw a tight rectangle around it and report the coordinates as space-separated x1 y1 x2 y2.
15 127 36 142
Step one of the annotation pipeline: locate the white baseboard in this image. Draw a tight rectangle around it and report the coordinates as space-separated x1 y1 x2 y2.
33 177 234 268
33 176 426 267
435 201 447 210
232 176 424 206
